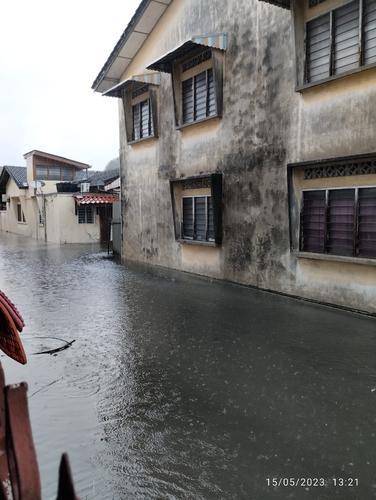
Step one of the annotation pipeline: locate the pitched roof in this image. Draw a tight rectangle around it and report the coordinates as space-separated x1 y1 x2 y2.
76 169 120 185
92 0 172 93
0 166 28 189
23 150 91 170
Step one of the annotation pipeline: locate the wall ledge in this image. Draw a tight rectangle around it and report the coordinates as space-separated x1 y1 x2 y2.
294 251 376 267
178 238 218 248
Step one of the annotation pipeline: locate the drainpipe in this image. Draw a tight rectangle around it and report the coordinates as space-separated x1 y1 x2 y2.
41 189 47 243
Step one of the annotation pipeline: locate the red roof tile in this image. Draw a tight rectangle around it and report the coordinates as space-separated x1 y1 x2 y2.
74 194 118 205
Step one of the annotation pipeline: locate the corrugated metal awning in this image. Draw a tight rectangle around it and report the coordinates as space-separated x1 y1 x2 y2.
147 33 227 73
74 194 119 205
103 72 161 98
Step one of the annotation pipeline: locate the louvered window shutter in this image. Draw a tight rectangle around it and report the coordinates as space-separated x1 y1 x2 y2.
327 189 355 256
182 198 194 238
364 0 376 65
183 78 194 123
306 13 331 83
194 72 207 121
358 187 376 257
207 69 216 116
302 191 326 252
133 104 141 141
333 0 360 75
194 197 207 241
207 197 215 241
182 69 217 124
140 100 149 138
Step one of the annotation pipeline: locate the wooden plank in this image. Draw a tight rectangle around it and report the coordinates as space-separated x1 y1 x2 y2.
0 364 11 500
5 384 41 500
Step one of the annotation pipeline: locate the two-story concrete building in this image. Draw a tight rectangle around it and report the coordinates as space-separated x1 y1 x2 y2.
93 0 376 314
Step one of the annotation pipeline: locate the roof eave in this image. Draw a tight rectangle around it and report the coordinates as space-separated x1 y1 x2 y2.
92 0 171 94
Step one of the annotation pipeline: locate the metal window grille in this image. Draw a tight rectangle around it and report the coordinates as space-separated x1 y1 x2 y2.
182 69 216 124
305 0 376 83
132 99 153 140
301 187 376 258
182 196 215 242
78 205 94 224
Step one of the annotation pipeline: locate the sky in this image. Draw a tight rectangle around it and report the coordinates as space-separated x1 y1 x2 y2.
0 0 140 170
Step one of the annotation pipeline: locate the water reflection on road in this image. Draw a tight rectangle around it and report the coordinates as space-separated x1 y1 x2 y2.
0 233 375 499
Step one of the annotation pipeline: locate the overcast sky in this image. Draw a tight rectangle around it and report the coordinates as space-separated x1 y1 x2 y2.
0 0 140 170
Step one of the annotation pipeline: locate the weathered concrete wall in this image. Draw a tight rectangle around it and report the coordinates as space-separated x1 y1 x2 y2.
0 184 100 244
119 0 376 314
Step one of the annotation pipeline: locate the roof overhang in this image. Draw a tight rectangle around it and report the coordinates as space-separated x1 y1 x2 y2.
74 194 119 205
92 0 172 94
103 72 161 98
147 34 228 73
258 0 291 9
23 150 91 170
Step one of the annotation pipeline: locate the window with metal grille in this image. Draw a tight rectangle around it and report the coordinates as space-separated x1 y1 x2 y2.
301 187 376 258
182 196 215 242
132 99 153 141
182 69 216 125
77 205 94 224
305 0 376 84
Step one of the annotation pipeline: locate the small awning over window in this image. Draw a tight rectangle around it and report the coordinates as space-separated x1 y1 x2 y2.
103 72 161 98
74 194 119 205
147 33 227 73
258 0 290 9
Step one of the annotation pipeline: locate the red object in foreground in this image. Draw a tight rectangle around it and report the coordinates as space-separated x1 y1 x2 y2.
0 292 27 365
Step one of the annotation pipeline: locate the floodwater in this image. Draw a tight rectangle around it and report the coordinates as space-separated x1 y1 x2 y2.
0 233 375 499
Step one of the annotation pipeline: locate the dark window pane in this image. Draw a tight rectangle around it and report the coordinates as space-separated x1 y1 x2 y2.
327 189 355 256
17 204 22 223
48 166 61 180
36 166 48 180
358 187 376 258
78 205 94 224
182 78 194 123
182 197 194 238
195 197 207 240
302 190 326 253
61 167 73 181
194 72 207 121
207 196 215 240
207 69 216 116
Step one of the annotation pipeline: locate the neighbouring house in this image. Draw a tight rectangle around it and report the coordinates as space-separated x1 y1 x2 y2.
0 150 119 244
93 0 376 315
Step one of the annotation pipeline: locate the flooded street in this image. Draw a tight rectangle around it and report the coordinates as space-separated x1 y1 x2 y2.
0 233 375 499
